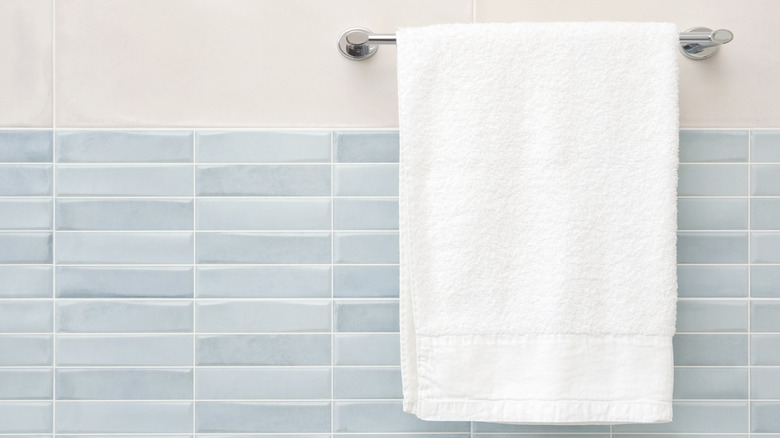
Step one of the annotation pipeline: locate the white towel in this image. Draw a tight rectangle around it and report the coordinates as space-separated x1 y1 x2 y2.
396 22 679 424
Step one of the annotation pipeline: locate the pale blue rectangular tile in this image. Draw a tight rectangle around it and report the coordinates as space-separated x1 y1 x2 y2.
56 267 193 298
334 266 399 298
673 367 748 399
677 232 748 264
752 198 780 230
673 334 748 366
338 435 468 438
196 334 330 366
196 165 330 196
751 368 780 399
56 130 193 163
196 368 330 400
0 335 52 366
55 402 192 433
56 232 193 264
56 369 192 400
752 402 780 433
751 301 780 332
677 198 747 230
196 300 329 333
473 423 608 432
0 369 53 400
752 232 780 263
58 435 192 438
476 435 608 438
197 232 329 264
334 334 400 366
334 199 398 230
0 266 52 298
677 266 748 297
612 401 748 432
196 131 330 163
199 435 319 438
56 335 192 366
335 300 399 332
678 130 748 162
335 131 399 163
335 232 399 264
0 402 52 433
56 199 193 230
333 367 402 399
334 164 398 196
675 300 748 332
196 401 330 433
0 165 52 195
196 266 330 298
0 199 52 230
0 301 53 332
677 164 747 196
752 164 780 195
334 401 469 433
56 165 192 196
614 434 744 438
197 199 330 230
752 335 780 365
751 130 780 162
56 300 193 333
0 131 52 162
0 233 52 264
751 266 780 297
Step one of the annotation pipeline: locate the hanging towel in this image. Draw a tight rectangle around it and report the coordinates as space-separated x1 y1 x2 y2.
396 22 679 424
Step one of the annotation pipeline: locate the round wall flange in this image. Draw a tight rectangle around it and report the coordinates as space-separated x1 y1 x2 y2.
680 27 723 60
338 27 378 60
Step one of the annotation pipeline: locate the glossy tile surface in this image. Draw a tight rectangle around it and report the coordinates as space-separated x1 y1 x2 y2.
0 402 52 433
333 266 400 298
196 266 330 298
56 131 193 163
196 335 330 366
334 232 399 264
196 232 330 264
0 233 52 264
197 198 330 230
56 267 193 298
677 164 748 196
334 300 400 332
56 232 193 264
56 300 193 333
675 300 748 332
334 401 469 432
0 131 52 162
673 368 748 399
678 130 749 162
56 199 193 230
56 369 193 400
751 335 780 365
196 165 330 196
0 165 52 196
752 165 780 195
56 166 193 196
677 232 748 264
673 334 748 366
333 367 402 399
334 164 399 196
0 199 53 230
334 334 400 366
196 368 330 400
0 335 52 366
751 232 780 263
0 301 53 333
195 402 330 433
335 131 400 163
677 198 747 230
196 300 330 333
751 266 780 297
196 131 330 163
0 369 53 400
334 198 399 230
751 130 780 161
55 402 192 433
677 265 748 297
611 402 748 432
0 267 52 298
56 335 192 366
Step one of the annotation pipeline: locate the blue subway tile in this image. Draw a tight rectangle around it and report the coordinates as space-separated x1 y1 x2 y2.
478 434 608 438
340 435 468 438
752 335 780 365
196 368 330 400
195 401 330 433
0 369 53 400
751 198 780 230
335 232 399 264
334 199 398 230
612 401 748 432
752 164 780 195
333 266 400 298
677 198 747 230
56 300 193 333
678 130 748 162
335 131 399 163
196 232 330 264
56 267 193 298
196 300 330 333
752 402 780 433
55 402 192 433
752 232 780 263
56 130 193 163
0 335 52 366
0 402 52 433
196 165 330 196
751 266 780 297
196 335 330 366
197 199 330 230
0 131 52 162
196 131 330 163
677 164 747 196
333 367 402 399
751 368 780 399
0 266 52 298
0 301 53 332
334 164 398 196
56 165 192 196
0 233 52 264
334 300 399 332
677 266 748 297
473 423 608 432
673 367 748 399
56 369 192 400
677 232 748 264
196 266 330 298
334 334 400 366
56 199 193 230
334 401 469 433
673 334 748 366
56 232 193 264
56 335 192 366
751 130 780 162
0 199 52 230
0 165 51 196
751 301 780 332
675 300 747 332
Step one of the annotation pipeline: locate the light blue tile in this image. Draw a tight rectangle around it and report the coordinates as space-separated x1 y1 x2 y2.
56 369 192 400
56 300 193 333
752 335 780 365
196 232 329 264
473 423 608 432
196 335 330 366
614 434 743 438
0 266 52 298
752 232 780 263
56 267 193 298
334 401 469 433
477 435 608 438
56 199 193 230
0 131 52 162
334 164 398 196
196 131 330 163
752 402 780 433
334 334 399 366
675 300 748 332
677 232 748 264
0 233 52 264
339 435 468 438
196 266 330 298
0 369 53 400
677 164 748 196
335 232 399 264
196 401 329 433
0 335 52 366
56 335 192 366
752 198 780 230
199 435 318 438
0 199 52 230
673 367 748 399
0 301 53 332
0 165 51 196
56 165 192 196
196 300 329 333
751 266 780 297
56 232 193 264
197 199 330 230
677 266 748 297
613 401 747 432
673 334 748 366
752 130 780 162
335 300 399 332
752 165 780 195
677 198 747 230
334 266 399 298
751 368 780 399
55 402 192 433
0 402 52 433
678 130 748 162
196 165 330 196
334 199 398 230
335 131 399 163
196 368 330 400
57 435 192 438
751 301 780 332
56 130 193 163
333 367 402 399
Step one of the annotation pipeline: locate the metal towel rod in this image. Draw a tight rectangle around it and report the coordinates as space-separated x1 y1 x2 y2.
338 26 734 61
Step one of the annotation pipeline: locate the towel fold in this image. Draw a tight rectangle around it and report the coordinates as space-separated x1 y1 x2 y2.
396 22 679 424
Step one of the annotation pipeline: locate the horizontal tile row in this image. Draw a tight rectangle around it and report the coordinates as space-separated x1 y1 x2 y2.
678 130 780 163
677 232 780 264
